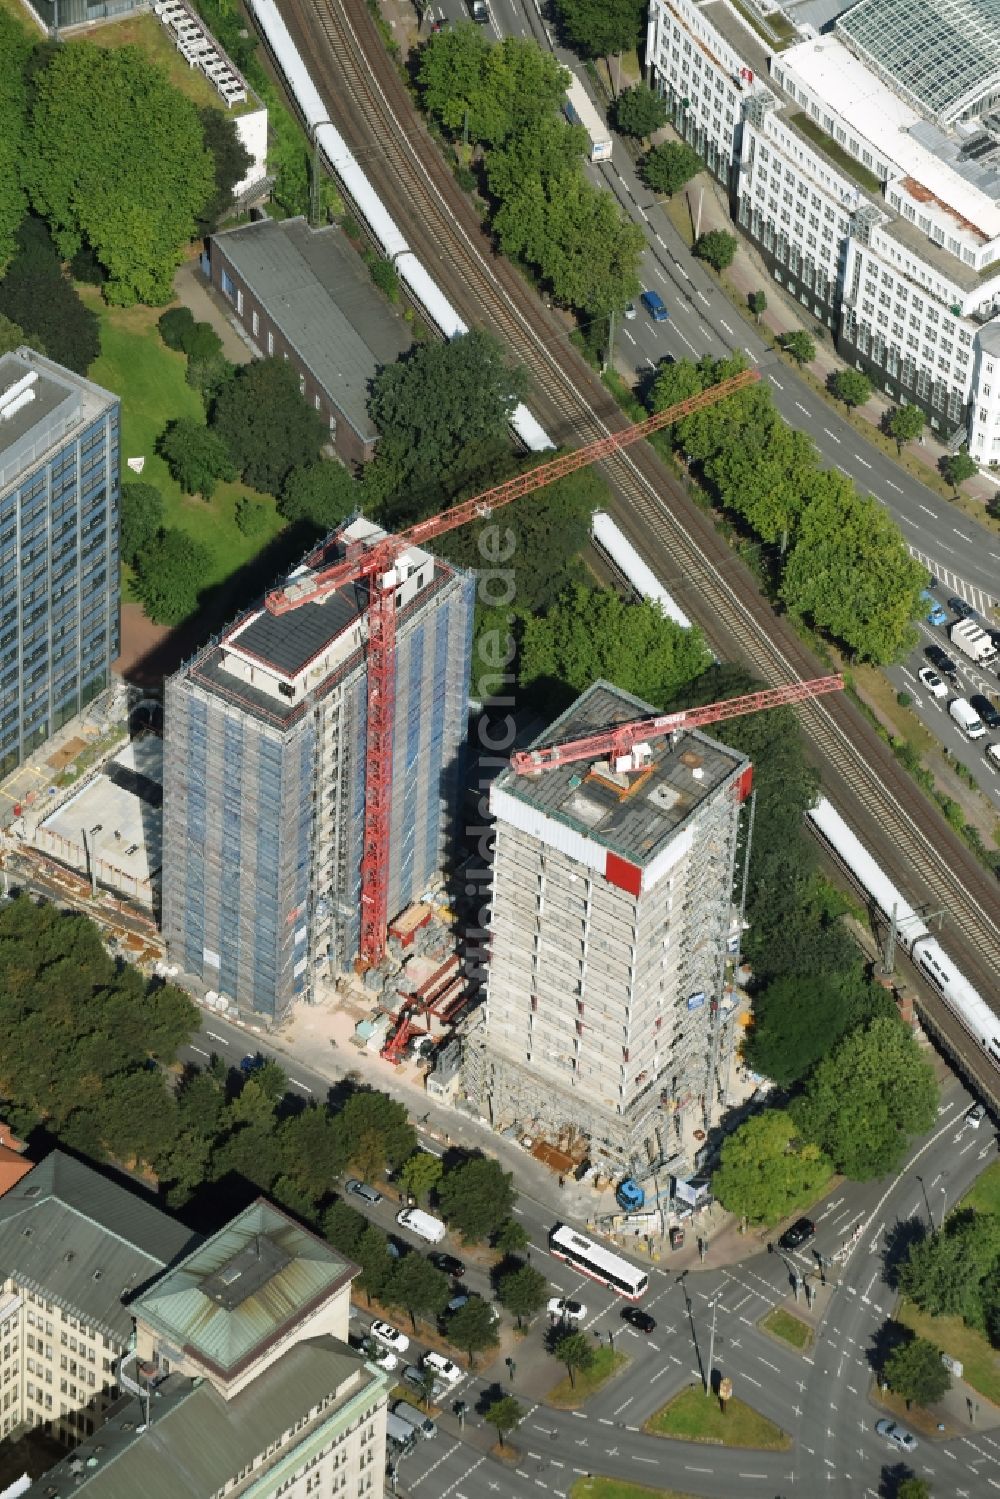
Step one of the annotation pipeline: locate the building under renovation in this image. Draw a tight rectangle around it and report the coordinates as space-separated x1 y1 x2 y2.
465 682 752 1177
162 518 474 1022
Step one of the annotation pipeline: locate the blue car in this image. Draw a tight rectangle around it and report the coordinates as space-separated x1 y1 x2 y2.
919 589 947 627
240 1053 265 1075
640 289 670 322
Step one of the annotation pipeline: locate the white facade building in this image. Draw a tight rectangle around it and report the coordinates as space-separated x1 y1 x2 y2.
646 0 1000 453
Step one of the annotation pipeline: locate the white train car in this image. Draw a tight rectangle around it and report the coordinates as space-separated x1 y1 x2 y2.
807 796 1000 1070
591 511 692 629
244 0 554 453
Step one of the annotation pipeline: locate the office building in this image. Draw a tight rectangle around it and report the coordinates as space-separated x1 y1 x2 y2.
467 682 752 1176
645 0 1000 449
205 217 412 466
0 349 120 778
0 1150 197 1448
162 516 475 1022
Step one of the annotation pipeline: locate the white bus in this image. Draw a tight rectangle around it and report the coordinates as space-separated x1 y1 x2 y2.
564 77 613 163
549 1225 648 1300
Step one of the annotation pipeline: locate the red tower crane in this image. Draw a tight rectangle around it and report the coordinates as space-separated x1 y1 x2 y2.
510 677 845 777
264 369 775 968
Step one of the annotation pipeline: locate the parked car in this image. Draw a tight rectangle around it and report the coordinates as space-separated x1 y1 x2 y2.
547 1297 586 1321
369 1319 409 1355
620 1307 656 1333
966 1102 988 1129
345 1178 383 1206
917 666 948 700
423 1351 463 1386
947 596 979 622
623 301 637 321
640 289 670 322
239 1053 265 1075
428 1251 465 1279
925 644 958 676
401 1365 446 1403
919 589 948 627
368 1346 398 1372
778 1217 815 1251
875 1418 917 1453
970 694 1000 730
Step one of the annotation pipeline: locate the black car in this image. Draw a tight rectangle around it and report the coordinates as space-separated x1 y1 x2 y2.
428 1252 465 1279
778 1217 815 1251
620 1306 656 1334
925 644 958 676
947 596 979 622
970 694 1000 730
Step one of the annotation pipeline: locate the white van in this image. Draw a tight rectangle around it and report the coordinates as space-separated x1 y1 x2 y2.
396 1207 447 1243
949 696 986 740
986 743 1000 770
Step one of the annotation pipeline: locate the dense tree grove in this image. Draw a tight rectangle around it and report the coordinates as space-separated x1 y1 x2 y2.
713 1110 832 1226
0 15 33 267
213 358 327 494
553 0 645 61
0 218 100 374
651 355 927 662
131 529 212 625
900 1209 1000 1342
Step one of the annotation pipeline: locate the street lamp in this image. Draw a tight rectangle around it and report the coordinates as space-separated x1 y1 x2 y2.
705 1291 722 1395
939 1185 947 1231
453 1399 467 1430
505 1356 516 1383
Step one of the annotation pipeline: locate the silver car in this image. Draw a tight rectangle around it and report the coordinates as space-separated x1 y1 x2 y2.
875 1418 917 1453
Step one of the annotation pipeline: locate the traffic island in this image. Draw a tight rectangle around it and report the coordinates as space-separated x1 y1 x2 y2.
570 1481 699 1499
644 1384 791 1449
547 1347 631 1409
760 1307 814 1353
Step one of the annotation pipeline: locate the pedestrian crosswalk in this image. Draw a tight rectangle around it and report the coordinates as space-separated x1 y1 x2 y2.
909 548 997 615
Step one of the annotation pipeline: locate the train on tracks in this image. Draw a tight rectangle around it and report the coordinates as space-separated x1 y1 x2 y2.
244 0 553 455
808 796 1000 1072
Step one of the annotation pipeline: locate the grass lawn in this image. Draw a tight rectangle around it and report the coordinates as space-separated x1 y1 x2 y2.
760 1308 813 1352
960 1160 1000 1218
897 1299 1000 1404
571 1481 698 1499
644 1384 791 1450
75 13 257 116
548 1347 630 1408
81 287 287 597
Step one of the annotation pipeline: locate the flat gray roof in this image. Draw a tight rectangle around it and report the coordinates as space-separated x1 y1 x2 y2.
0 350 117 494
0 1153 198 1342
38 1337 382 1499
495 681 748 867
209 216 412 441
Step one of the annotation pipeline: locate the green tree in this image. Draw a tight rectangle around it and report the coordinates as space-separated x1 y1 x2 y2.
277 1107 343 1204
553 0 644 63
398 1151 444 1207
779 469 927 662
641 140 702 198
703 413 815 547
335 1089 418 1177
613 85 667 140
940 446 977 492
748 290 767 324
885 1335 951 1409
519 583 711 710
354 1224 397 1306
448 1297 500 1365
132 528 211 624
158 418 236 500
791 1017 937 1180
780 330 816 365
385 1254 451 1332
483 1394 525 1449
369 331 529 507
493 1217 530 1257
212 357 326 493
186 348 236 411
323 1199 365 1257
896 1480 931 1499
0 12 33 267
712 1108 833 1226
197 106 252 232
26 44 214 305
159 307 197 352
497 1262 548 1327
279 461 357 534
829 368 871 409
419 28 569 147
438 1156 516 1243
0 314 28 357
693 230 737 273
119 482 165 567
553 1330 596 1388
883 403 924 453
743 970 893 1086
900 1210 1000 1328
0 218 100 374
234 497 270 538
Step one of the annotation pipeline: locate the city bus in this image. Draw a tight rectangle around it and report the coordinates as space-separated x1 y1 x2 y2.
564 76 613 163
549 1224 649 1299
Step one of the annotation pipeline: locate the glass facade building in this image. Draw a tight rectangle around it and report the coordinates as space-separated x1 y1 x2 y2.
0 351 120 780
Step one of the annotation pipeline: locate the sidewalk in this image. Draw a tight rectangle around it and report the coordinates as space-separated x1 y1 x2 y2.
653 141 999 511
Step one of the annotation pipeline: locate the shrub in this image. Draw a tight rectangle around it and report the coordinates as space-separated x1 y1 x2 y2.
158 307 197 352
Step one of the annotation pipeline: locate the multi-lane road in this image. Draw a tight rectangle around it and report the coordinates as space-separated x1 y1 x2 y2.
187 1009 1000 1496
431 0 1000 614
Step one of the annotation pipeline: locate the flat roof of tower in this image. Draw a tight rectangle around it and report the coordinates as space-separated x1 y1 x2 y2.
493 681 749 867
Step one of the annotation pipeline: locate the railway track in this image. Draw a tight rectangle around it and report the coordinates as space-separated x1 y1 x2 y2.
273 0 999 1004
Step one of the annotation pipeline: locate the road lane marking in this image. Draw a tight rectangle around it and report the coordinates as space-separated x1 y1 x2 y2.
655 234 666 247
769 376 784 389
919 504 937 516
857 456 871 468
622 329 636 346
795 401 809 414
191 1045 209 1058
288 1078 312 1093
822 428 841 443
886 479 903 491
720 319 734 335
955 529 973 541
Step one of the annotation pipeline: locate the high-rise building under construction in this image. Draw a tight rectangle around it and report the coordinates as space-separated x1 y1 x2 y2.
466 681 752 1177
162 518 474 1022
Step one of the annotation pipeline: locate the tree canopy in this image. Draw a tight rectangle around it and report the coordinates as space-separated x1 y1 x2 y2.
554 0 645 59
641 140 702 198
884 1334 951 1408
25 44 214 305
791 1017 937 1180
158 418 236 501
829 368 871 409
940 447 977 491
212 358 327 494
437 1155 516 1243
197 107 252 232
279 461 358 535
743 970 893 1086
613 85 667 139
883 403 924 452
120 481 165 568
419 28 569 147
693 230 737 272
712 1109 833 1226
518 583 712 711
131 528 211 625
780 330 815 365
448 1296 500 1363
498 1262 548 1326
900 1210 1000 1334
0 12 33 267
0 218 100 375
